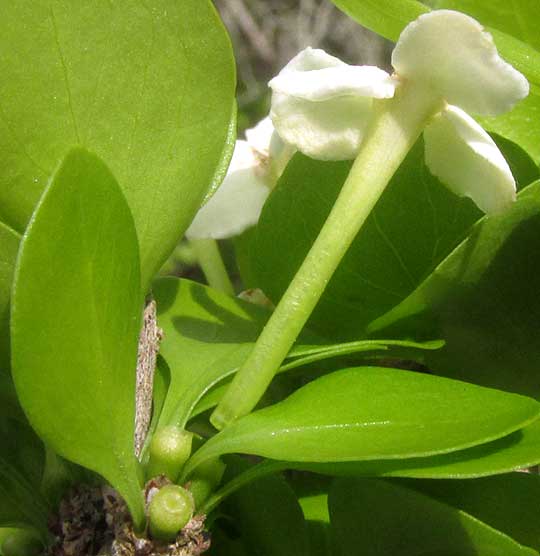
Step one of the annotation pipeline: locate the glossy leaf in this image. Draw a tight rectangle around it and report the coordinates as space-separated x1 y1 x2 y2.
406 474 540 551
183 367 540 476
294 419 540 479
0 0 236 288
369 180 540 399
11 149 144 527
329 0 540 91
329 478 538 556
153 277 269 429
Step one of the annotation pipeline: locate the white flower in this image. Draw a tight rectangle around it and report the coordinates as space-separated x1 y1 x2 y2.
269 10 529 214
186 118 292 240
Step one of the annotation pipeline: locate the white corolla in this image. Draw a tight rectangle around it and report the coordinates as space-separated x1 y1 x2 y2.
186 118 292 240
269 10 529 214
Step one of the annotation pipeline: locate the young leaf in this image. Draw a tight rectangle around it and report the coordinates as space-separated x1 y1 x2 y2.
293 419 540 479
0 0 236 288
329 478 538 555
369 180 540 400
183 367 540 476
11 148 145 527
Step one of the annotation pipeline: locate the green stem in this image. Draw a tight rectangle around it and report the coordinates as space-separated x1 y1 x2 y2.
210 81 443 430
190 238 234 295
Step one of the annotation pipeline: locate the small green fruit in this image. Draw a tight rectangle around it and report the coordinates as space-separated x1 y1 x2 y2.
148 485 194 542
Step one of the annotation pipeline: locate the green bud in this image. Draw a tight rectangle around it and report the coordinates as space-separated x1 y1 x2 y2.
148 485 194 542
188 457 226 508
2 530 43 556
146 426 192 482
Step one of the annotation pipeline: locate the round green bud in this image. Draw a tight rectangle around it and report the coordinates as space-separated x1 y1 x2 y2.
148 485 194 542
146 426 193 482
2 530 43 556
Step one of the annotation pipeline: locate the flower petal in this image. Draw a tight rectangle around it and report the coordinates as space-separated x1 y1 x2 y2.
245 116 286 163
269 47 395 161
424 105 516 214
392 10 529 116
269 48 395 161
271 91 376 160
186 141 270 239
269 47 395 102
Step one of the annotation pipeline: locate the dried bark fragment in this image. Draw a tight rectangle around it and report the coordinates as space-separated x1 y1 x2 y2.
135 300 163 458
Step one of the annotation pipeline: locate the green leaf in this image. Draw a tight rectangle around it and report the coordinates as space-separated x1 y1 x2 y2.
190 339 444 419
183 367 540 476
369 180 540 399
329 0 540 92
153 277 269 429
0 224 20 369
405 474 540 551
221 457 309 556
249 144 481 339
154 280 439 427
0 373 24 423
0 419 44 491
0 0 236 289
431 0 540 51
329 478 538 556
0 420 49 535
299 494 335 556
481 95 540 164
11 148 144 527
294 419 540 479
249 137 538 341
